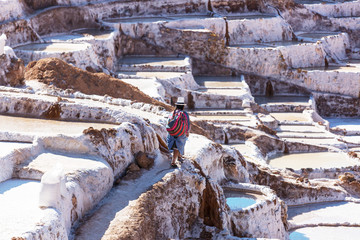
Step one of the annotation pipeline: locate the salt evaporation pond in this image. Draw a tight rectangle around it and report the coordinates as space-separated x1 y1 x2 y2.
0 141 32 157
290 226 360 240
14 42 88 52
0 115 119 136
0 179 46 239
224 189 264 210
268 152 354 170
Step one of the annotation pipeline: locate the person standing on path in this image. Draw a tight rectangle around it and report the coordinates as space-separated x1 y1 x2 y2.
166 97 190 168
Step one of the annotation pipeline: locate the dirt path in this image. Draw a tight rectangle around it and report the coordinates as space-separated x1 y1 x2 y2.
72 155 174 240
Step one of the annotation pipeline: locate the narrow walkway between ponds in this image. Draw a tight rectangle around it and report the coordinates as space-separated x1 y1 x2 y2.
73 156 175 240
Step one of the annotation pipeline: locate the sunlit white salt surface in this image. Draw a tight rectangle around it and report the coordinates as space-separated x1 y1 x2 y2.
118 56 187 67
195 76 246 88
118 71 184 79
0 141 32 157
271 113 310 122
14 42 88 52
197 88 247 96
194 115 251 121
301 59 360 72
290 226 360 240
288 201 360 225
72 28 113 39
268 152 353 170
228 144 254 155
224 190 263 210
23 152 106 174
277 125 324 133
0 115 118 136
255 96 310 105
326 118 360 133
0 179 56 239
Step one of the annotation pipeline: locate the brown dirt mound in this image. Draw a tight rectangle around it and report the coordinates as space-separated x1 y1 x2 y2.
24 58 206 136
25 58 172 111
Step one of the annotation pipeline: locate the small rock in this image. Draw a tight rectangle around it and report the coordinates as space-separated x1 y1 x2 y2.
135 151 154 169
128 163 141 172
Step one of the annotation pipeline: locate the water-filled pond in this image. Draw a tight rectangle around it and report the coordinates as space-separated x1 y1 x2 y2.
290 226 360 240
268 152 354 170
224 189 264 210
0 115 118 136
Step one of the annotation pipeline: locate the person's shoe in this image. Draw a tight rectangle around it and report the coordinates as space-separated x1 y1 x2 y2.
178 156 184 163
171 162 177 168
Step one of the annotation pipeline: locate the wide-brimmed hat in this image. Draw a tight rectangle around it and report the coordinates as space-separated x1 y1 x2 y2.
175 97 185 105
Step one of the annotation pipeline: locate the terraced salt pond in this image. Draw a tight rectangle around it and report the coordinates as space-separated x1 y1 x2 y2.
195 76 246 88
290 226 360 240
255 96 310 105
0 141 32 157
14 42 89 52
0 179 62 240
268 152 355 170
224 189 265 210
0 115 118 136
270 113 311 123
300 59 360 72
288 201 360 226
117 71 184 79
289 201 360 239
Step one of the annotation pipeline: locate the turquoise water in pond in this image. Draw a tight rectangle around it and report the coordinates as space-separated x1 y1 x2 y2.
226 197 256 210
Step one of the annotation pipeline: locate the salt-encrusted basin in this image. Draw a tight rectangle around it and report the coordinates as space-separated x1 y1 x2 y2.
224 188 265 210
72 28 113 39
223 183 288 239
0 114 119 136
102 16 170 23
0 141 32 158
270 112 312 123
225 14 277 20
297 32 339 40
288 201 360 239
13 42 95 68
267 152 356 170
290 226 360 240
0 179 66 239
288 201 360 226
195 76 246 88
14 42 89 53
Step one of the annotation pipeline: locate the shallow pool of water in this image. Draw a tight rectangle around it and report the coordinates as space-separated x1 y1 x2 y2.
270 112 310 122
224 190 264 210
15 42 88 52
290 226 360 240
226 197 256 210
0 115 118 136
103 17 169 23
195 76 245 88
268 152 353 170
118 56 186 66
288 201 360 225
225 14 277 20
